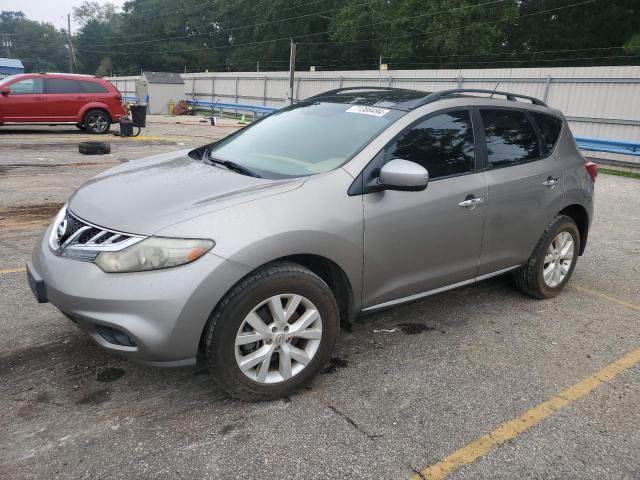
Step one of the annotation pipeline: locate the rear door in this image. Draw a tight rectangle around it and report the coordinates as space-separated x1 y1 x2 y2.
44 78 86 121
0 77 46 121
361 109 488 308
477 108 565 275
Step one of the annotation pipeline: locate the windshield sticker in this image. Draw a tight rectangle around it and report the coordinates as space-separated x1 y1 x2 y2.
345 105 390 117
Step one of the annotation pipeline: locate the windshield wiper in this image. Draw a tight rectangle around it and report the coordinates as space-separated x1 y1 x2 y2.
205 153 261 178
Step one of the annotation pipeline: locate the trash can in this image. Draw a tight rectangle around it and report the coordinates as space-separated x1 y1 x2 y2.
130 104 147 128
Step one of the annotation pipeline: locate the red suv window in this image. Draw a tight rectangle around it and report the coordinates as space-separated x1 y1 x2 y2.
45 79 83 94
9 78 44 94
80 81 109 93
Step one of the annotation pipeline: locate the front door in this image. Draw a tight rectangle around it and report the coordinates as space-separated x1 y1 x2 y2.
0 77 46 121
477 108 565 275
361 109 487 309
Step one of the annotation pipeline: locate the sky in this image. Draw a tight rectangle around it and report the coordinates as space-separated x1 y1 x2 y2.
0 0 127 30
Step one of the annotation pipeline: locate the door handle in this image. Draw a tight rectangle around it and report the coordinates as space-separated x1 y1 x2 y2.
76 96 87 100
35 96 44 100
458 195 485 210
542 176 560 187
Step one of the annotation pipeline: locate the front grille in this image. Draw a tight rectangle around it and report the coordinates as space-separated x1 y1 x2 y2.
49 205 145 260
56 209 132 248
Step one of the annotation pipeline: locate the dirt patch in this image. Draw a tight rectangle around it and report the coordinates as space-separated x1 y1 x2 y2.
0 203 63 231
0 161 120 175
96 367 127 383
396 323 435 335
76 389 110 406
322 357 348 374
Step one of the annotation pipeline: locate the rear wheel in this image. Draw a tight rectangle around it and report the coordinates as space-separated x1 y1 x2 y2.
203 262 339 401
515 215 580 299
83 109 111 134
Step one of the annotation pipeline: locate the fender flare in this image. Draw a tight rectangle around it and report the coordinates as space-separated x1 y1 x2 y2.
77 102 113 123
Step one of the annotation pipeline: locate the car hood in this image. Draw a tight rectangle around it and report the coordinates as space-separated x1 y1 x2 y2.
68 149 306 235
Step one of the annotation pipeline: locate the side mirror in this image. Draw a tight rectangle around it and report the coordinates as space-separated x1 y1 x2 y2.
377 159 429 192
0 86 10 96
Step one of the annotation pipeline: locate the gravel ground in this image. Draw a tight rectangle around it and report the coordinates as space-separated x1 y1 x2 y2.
0 118 638 479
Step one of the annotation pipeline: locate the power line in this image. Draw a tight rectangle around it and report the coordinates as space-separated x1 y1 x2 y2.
75 0 518 54
299 0 598 45
89 0 469 48
76 0 596 55
72 0 347 44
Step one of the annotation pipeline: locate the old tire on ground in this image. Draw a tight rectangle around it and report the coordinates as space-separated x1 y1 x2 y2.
79 141 111 155
83 109 111 134
514 215 580 299
203 261 339 401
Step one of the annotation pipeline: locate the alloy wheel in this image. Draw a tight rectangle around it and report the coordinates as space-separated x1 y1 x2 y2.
234 294 323 384
87 113 108 133
543 231 574 287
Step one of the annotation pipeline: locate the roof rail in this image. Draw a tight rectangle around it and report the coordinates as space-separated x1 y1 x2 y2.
414 88 547 108
307 86 401 100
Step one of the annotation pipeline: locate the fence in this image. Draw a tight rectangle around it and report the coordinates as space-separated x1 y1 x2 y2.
108 65 640 167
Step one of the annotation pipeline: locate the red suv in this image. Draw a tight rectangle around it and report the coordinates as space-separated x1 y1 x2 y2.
0 73 125 134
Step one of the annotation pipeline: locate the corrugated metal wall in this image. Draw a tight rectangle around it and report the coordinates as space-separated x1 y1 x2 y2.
107 66 640 164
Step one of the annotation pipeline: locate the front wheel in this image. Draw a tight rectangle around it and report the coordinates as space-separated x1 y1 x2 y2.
515 215 580 299
203 262 339 401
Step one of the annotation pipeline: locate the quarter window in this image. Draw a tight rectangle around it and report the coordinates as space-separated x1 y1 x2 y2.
531 112 563 152
385 110 475 179
81 81 108 93
8 78 43 94
46 79 82 94
480 109 541 168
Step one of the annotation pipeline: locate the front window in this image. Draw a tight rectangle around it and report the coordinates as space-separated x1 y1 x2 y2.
384 110 476 179
207 102 404 179
6 78 43 95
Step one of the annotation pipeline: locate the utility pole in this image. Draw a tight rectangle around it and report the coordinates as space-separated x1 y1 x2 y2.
66 14 78 73
256 60 259 73
287 39 297 105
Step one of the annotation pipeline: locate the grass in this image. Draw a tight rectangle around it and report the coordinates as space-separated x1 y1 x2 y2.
599 168 640 180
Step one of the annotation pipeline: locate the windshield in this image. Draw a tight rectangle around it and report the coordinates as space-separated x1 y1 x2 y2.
207 102 404 179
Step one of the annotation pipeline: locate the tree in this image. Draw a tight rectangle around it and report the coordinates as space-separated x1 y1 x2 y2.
73 1 119 26
0 11 69 72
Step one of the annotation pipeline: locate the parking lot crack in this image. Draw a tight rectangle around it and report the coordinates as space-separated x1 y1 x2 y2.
326 404 381 440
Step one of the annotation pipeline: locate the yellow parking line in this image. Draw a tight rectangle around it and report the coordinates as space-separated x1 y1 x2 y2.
571 284 640 311
413 347 640 480
0 267 26 275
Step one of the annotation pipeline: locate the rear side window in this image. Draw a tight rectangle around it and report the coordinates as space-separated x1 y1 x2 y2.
80 81 108 93
531 112 563 152
480 109 541 168
46 79 82 94
385 110 475 179
8 78 43 94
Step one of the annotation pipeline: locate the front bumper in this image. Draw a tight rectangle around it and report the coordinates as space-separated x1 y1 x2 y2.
30 226 251 366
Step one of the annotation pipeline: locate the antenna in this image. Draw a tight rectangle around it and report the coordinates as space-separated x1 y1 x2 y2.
489 82 500 98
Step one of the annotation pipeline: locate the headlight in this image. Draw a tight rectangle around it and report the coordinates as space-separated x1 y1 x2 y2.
94 237 215 273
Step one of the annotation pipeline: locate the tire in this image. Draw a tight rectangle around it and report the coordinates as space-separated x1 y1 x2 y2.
75 124 86 131
83 109 111 134
514 215 580 299
203 262 339 401
79 141 111 155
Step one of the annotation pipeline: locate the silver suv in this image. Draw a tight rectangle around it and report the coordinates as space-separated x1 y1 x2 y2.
27 87 597 401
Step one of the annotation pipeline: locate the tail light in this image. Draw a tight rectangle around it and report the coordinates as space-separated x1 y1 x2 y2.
584 159 598 181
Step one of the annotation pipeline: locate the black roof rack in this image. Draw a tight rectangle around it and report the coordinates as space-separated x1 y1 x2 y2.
413 88 547 108
307 86 547 109
307 86 400 100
